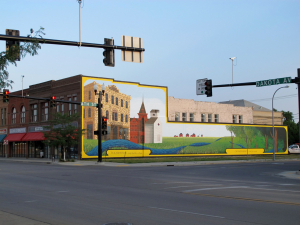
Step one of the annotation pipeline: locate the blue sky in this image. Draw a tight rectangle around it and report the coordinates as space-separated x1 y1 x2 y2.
2 0 300 121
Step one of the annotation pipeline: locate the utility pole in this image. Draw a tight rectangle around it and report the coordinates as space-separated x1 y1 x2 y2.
298 68 300 143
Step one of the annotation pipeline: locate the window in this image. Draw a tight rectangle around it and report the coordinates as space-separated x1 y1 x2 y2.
106 110 109 120
112 112 118 121
88 91 91 100
125 115 128 123
214 114 219 123
121 99 123 107
21 106 25 123
74 96 77 114
126 101 128 108
88 108 91 117
239 115 243 123
182 113 186 121
190 113 194 122
175 112 180 121
83 109 85 118
12 108 16 124
201 113 205 122
121 114 124 122
111 95 114 104
69 97 72 115
105 93 108 102
208 114 212 122
116 97 118 106
233 115 237 123
31 104 37 122
42 102 49 121
1 108 3 125
56 102 60 113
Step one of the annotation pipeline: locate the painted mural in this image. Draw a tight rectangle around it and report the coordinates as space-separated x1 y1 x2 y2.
81 77 288 158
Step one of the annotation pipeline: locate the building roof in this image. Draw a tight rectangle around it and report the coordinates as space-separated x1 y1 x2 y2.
145 117 158 124
139 101 147 114
219 99 271 112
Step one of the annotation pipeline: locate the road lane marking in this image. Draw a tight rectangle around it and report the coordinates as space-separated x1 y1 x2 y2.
152 182 194 185
25 200 37 203
183 186 248 193
186 193 300 206
148 206 225 219
164 184 223 189
246 187 300 193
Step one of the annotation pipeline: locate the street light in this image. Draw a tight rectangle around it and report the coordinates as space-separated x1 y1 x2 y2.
272 85 289 161
94 83 106 162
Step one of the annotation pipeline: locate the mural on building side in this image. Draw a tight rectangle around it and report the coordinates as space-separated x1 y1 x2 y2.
81 77 288 158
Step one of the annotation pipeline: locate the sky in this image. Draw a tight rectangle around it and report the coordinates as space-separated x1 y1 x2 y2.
1 0 300 122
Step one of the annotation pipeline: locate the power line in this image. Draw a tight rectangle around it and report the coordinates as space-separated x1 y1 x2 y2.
248 94 297 103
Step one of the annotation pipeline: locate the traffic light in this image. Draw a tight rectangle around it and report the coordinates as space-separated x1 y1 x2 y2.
3 89 9 103
6 29 20 61
101 117 108 135
50 96 56 108
103 38 115 67
205 79 212 97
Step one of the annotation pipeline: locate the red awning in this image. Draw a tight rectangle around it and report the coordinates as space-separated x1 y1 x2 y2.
4 133 26 142
22 132 46 141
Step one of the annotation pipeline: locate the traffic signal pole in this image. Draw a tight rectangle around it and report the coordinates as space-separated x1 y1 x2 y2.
0 34 145 52
98 93 102 162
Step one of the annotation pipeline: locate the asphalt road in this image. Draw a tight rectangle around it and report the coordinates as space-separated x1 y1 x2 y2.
0 160 300 225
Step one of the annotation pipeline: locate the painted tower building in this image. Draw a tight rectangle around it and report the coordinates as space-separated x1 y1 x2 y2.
145 109 162 143
130 102 148 144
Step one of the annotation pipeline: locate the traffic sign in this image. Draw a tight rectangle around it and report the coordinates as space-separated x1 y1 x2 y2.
81 102 98 107
256 77 292 87
3 140 8 145
196 78 207 95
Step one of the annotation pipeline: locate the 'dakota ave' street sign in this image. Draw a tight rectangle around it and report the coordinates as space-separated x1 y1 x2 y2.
256 77 292 87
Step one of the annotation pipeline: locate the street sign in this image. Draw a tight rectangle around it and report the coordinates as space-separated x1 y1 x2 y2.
256 77 292 87
121 35 143 63
3 140 8 145
196 78 207 95
81 102 98 107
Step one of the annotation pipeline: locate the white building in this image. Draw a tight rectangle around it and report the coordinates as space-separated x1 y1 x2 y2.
145 109 163 143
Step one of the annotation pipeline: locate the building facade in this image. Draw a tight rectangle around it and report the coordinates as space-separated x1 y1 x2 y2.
83 82 131 141
0 75 82 159
168 96 254 124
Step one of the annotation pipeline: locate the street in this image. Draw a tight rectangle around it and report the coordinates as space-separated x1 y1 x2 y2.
0 160 300 225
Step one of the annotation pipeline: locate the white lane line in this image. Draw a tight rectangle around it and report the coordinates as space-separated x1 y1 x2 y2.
148 206 225 219
152 182 194 185
25 200 37 203
255 185 271 187
246 187 300 193
183 186 249 193
278 184 295 186
164 184 223 189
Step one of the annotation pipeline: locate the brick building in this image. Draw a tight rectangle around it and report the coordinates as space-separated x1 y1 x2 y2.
83 82 131 141
0 75 82 159
130 101 148 144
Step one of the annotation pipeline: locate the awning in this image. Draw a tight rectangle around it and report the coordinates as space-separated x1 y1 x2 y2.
0 134 7 142
22 132 46 141
4 133 26 142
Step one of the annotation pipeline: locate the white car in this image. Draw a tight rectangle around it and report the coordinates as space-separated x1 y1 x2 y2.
288 145 300 154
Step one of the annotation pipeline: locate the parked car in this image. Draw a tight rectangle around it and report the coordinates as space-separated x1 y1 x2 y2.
288 144 300 154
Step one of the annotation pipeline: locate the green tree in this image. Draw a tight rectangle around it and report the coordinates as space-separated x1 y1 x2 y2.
282 110 299 145
0 27 45 89
43 113 84 161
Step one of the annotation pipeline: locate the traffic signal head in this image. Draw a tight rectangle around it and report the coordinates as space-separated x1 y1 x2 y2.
103 38 115 67
102 117 108 130
50 96 56 108
3 89 9 103
205 79 212 97
6 29 20 61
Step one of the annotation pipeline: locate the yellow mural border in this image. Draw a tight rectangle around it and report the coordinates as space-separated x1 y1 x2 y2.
81 76 289 159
